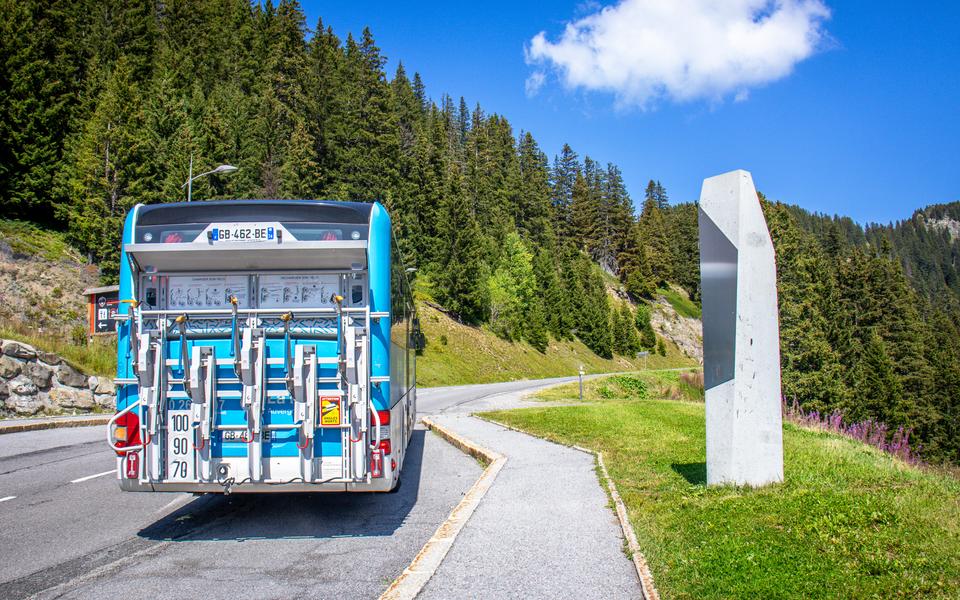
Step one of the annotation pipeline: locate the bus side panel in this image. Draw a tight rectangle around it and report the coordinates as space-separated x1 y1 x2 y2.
116 206 140 413
369 202 391 414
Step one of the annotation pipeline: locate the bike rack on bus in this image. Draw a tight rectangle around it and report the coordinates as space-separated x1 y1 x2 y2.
123 301 378 487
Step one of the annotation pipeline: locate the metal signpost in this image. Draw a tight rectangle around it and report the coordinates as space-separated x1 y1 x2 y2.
578 365 585 402
636 350 649 371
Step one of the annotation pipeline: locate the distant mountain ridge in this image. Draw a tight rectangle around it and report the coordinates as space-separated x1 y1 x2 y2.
923 201 960 242
783 200 960 312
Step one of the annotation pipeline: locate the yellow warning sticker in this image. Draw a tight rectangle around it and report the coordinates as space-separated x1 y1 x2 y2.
320 397 340 426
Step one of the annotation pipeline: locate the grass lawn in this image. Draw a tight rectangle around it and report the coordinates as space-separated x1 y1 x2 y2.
482 372 960 599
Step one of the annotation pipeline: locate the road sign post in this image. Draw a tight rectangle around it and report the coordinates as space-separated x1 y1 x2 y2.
636 350 649 371
578 365 584 402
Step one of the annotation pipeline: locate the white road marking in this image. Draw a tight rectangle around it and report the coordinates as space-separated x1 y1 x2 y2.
70 470 115 484
0 496 15 503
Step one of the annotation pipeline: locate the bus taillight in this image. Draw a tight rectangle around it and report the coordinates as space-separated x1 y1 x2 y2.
111 411 142 455
375 409 391 455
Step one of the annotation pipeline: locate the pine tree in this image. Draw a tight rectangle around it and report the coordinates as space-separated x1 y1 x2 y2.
488 232 535 340
620 303 642 355
551 144 579 239
638 183 673 285
533 247 571 340
526 297 549 353
62 56 149 278
0 0 90 222
635 303 657 349
569 171 597 252
437 167 488 323
851 332 904 426
516 132 552 245
573 256 612 358
763 201 848 412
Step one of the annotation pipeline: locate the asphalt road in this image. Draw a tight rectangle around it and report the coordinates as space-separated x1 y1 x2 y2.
0 378 575 600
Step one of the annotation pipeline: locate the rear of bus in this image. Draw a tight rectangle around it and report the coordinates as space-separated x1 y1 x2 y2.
107 200 416 493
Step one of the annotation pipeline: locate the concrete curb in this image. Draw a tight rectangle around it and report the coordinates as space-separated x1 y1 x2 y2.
0 416 110 435
587 448 660 600
478 415 660 600
379 417 506 600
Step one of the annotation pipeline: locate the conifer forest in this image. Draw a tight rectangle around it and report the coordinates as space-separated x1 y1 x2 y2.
1 1 958 464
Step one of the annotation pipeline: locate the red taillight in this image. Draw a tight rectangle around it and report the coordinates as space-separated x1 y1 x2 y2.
371 449 383 478
378 439 391 455
376 409 390 425
112 411 141 455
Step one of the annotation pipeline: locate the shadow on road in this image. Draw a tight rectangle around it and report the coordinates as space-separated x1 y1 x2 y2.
671 462 706 485
138 429 425 542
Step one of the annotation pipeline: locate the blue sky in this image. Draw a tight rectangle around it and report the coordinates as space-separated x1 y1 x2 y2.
302 1 959 225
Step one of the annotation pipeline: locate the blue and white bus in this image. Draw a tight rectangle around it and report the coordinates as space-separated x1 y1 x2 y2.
107 200 417 493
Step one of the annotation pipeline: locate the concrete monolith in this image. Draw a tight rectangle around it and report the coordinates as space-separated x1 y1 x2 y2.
699 170 783 486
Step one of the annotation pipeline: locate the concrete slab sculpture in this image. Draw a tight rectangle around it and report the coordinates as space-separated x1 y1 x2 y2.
699 170 783 486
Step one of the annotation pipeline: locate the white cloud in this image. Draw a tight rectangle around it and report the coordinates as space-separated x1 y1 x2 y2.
525 70 546 97
526 0 831 107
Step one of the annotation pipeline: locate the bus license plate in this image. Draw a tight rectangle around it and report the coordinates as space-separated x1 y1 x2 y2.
166 410 195 481
210 223 277 243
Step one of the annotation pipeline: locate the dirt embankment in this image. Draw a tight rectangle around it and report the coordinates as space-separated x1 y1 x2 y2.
0 226 99 335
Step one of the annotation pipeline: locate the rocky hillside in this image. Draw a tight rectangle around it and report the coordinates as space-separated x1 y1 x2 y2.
650 293 703 363
0 220 99 334
1 339 115 417
924 215 960 242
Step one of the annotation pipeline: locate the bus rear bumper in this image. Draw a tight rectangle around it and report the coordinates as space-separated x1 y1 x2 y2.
118 476 398 493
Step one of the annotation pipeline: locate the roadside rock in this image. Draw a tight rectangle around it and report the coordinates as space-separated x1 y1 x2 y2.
9 375 38 396
48 387 95 409
95 394 115 409
23 361 53 389
56 364 88 388
2 340 37 360
6 393 43 415
93 377 115 395
37 351 62 366
0 341 116 417
0 355 22 379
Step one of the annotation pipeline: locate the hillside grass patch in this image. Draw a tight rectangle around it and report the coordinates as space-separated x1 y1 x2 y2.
0 322 116 377
658 286 701 319
483 373 960 599
0 220 81 262
415 303 695 387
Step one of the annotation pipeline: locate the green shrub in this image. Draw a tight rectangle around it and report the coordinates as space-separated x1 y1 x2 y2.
608 375 648 399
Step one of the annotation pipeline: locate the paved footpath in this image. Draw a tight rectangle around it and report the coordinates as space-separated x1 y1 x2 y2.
419 384 642 600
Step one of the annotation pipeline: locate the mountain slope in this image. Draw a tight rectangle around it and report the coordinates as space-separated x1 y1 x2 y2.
416 300 695 387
